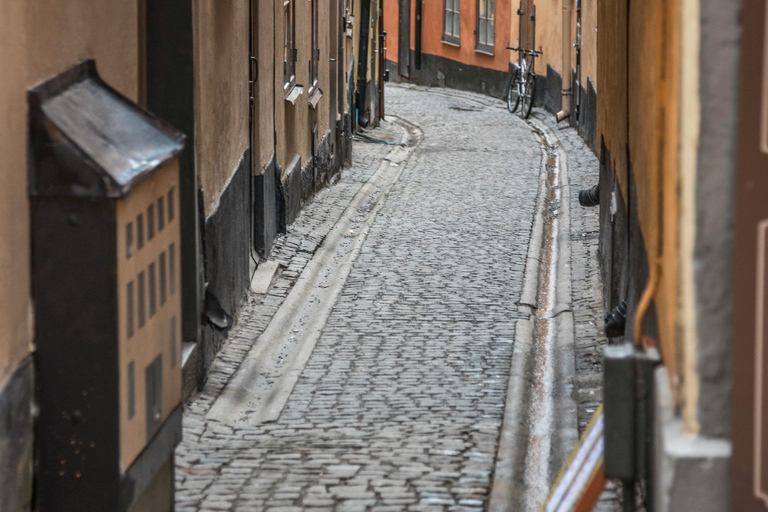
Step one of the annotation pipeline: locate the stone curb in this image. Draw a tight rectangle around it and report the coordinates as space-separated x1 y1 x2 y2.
489 111 579 512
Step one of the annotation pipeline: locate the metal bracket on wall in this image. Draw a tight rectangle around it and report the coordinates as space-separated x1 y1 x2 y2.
604 343 661 511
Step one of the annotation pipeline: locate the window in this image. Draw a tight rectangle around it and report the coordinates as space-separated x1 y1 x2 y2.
443 0 460 45
283 0 296 94
476 0 495 53
309 0 319 93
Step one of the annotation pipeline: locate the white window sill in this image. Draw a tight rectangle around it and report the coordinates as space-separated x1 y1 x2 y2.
308 87 323 109
284 85 304 105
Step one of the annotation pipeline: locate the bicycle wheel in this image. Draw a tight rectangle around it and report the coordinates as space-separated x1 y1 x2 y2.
507 68 521 113
522 75 536 119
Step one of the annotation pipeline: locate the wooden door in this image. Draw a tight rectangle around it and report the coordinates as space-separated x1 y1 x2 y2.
398 0 410 77
518 0 536 68
732 0 768 509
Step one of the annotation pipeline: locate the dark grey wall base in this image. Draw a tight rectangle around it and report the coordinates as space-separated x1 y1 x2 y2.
545 64 563 114
598 142 657 342
388 53 509 99
343 111 353 165
120 406 181 512
253 156 280 259
0 357 33 512
201 149 252 370
577 77 597 153
314 132 334 192
282 155 302 227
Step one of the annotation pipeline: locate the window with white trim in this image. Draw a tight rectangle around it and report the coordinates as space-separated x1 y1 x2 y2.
309 0 319 92
476 0 495 53
284 0 296 93
443 0 460 45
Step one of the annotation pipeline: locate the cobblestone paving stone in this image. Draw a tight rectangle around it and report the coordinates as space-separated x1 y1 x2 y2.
533 112 620 511
176 85 609 512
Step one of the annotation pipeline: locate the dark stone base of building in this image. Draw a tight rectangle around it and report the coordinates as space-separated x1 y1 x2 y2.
387 52 509 99
201 149 252 370
597 142 658 342
544 64 563 114
313 131 335 193
577 77 598 153
253 157 280 260
190 117 354 394
282 155 303 227
0 357 33 512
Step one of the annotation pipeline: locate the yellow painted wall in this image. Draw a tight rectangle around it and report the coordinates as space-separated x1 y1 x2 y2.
274 0 311 176
256 0 276 174
194 0 250 215
1 0 141 390
581 0 597 90
26 0 139 99
0 0 31 391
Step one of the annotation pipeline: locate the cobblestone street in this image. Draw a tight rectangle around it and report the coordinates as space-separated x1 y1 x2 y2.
175 85 608 511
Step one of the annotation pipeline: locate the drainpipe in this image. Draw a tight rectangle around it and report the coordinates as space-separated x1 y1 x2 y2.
356 0 372 128
556 0 572 123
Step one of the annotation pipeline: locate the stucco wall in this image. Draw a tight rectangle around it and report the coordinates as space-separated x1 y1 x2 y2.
385 0 511 74
26 0 139 99
194 0 250 215
581 0 597 90
0 0 30 391
1 0 141 390
256 0 276 174
275 0 311 176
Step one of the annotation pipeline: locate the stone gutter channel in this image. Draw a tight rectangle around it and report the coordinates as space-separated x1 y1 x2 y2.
207 117 423 426
490 116 578 512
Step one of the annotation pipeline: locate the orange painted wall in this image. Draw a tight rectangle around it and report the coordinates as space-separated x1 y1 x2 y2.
384 0 511 73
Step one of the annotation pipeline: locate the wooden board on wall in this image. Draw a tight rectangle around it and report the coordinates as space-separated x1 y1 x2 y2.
732 0 768 509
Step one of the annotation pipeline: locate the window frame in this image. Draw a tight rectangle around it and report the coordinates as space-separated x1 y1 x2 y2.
442 0 461 46
283 0 297 96
309 0 319 93
475 0 495 55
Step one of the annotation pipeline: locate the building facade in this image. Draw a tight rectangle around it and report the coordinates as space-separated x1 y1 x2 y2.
386 0 745 510
383 0 513 98
0 0 381 509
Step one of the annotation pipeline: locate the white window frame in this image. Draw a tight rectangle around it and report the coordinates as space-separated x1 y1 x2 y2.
443 0 460 46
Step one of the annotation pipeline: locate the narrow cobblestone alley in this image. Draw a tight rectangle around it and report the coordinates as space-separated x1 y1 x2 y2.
175 85 602 512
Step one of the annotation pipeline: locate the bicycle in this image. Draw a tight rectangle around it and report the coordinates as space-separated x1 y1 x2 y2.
506 46 542 119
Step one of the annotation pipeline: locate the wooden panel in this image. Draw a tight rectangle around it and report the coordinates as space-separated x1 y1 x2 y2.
732 1 768 508
117 160 182 473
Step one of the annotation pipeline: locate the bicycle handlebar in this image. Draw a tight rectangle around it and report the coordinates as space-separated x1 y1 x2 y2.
506 46 543 56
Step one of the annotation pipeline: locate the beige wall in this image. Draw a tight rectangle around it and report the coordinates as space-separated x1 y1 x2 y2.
0 0 31 390
194 0 250 214
507 0 597 93
1 0 141 390
582 0 598 90
256 0 276 174
26 0 139 99
275 0 311 174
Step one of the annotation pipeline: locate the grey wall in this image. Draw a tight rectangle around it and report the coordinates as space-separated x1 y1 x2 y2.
694 0 742 439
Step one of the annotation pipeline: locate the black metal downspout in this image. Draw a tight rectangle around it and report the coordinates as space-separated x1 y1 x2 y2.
356 0 372 128
415 0 422 70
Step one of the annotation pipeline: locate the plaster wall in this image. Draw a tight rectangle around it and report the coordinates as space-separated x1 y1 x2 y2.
26 0 139 99
507 0 562 81
194 0 250 215
1 0 141 390
274 0 311 178
581 0 597 91
255 0 276 174
0 0 30 392
385 0 511 74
